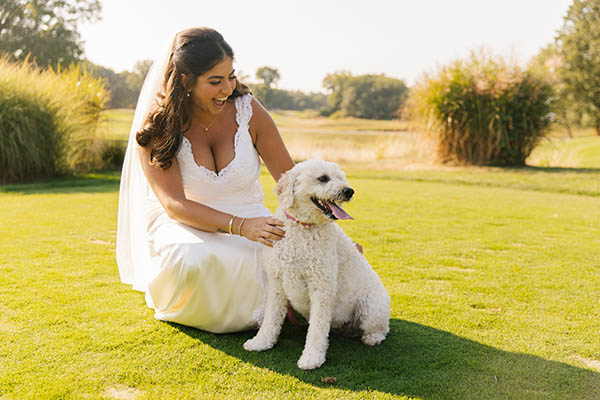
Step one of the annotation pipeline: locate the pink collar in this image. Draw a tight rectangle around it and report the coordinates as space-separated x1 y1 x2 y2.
284 210 316 227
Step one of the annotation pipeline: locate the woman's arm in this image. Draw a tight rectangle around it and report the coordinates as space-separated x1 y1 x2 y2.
249 100 364 253
137 144 284 246
249 98 295 181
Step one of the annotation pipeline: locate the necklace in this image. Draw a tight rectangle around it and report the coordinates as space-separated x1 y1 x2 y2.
193 113 218 132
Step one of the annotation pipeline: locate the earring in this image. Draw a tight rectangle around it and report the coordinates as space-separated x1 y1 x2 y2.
186 92 191 97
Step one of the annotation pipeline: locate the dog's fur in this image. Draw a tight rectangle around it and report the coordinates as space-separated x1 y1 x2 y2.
243 159 390 370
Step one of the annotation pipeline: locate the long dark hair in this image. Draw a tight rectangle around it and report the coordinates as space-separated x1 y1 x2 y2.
136 27 250 169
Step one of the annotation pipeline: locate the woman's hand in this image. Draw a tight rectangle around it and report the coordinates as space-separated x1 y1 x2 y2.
239 216 285 247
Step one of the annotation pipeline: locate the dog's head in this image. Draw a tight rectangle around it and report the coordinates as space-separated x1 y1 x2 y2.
275 159 354 224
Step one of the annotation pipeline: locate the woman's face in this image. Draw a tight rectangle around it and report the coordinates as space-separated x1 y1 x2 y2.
188 57 236 117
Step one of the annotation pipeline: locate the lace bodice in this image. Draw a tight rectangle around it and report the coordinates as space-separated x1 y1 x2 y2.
175 94 267 216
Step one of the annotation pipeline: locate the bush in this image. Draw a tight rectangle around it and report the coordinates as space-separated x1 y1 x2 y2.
0 93 60 183
100 139 127 170
0 56 108 183
408 51 555 165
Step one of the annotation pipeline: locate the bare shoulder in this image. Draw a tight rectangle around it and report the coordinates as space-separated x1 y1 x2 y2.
249 96 273 126
246 95 294 181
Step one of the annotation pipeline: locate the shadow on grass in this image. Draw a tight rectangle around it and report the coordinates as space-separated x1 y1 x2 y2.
505 165 600 174
347 165 600 198
349 165 600 179
172 319 600 399
0 171 121 195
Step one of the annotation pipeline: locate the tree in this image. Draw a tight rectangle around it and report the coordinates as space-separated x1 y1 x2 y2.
529 44 576 137
255 66 280 88
120 59 153 95
83 61 142 109
321 71 352 116
249 66 326 111
341 75 408 119
133 59 153 85
0 0 101 68
252 66 280 108
249 85 326 111
556 0 600 135
322 72 408 119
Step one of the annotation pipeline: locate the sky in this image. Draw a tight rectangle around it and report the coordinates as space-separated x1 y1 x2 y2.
79 0 573 93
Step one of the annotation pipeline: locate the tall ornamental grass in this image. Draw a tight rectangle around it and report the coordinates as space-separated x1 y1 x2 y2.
0 56 108 184
408 52 555 166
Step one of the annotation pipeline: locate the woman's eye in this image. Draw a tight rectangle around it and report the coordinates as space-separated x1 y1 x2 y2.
318 175 330 183
209 81 220 86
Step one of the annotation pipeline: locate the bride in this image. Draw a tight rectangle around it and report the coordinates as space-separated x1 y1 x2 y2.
116 27 294 333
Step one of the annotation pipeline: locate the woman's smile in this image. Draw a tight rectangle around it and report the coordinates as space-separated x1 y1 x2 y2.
189 57 236 116
213 97 227 108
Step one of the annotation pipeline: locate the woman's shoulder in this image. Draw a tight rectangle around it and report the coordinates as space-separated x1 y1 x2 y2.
233 93 271 127
246 95 279 146
247 95 272 124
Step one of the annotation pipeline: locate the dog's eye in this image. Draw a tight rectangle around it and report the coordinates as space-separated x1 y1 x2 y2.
317 175 330 183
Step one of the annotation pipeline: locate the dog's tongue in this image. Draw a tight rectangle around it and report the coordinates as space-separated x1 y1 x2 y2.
327 201 353 220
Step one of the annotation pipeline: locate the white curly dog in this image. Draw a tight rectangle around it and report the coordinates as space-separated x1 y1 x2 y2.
243 159 390 370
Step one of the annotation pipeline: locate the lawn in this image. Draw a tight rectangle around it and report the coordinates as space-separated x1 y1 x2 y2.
1 162 599 399
98 109 135 142
1 110 600 399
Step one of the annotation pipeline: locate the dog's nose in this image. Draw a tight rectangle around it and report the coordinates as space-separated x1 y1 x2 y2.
342 187 354 199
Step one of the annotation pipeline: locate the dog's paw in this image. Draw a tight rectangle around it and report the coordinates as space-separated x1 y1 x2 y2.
361 332 386 346
297 351 326 370
243 336 274 352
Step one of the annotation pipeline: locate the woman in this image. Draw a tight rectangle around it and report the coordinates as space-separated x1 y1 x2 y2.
116 27 294 333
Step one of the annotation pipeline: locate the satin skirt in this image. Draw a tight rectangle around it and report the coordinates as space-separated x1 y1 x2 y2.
144 205 268 333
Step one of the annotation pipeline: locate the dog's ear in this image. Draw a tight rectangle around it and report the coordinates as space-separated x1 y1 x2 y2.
275 167 299 209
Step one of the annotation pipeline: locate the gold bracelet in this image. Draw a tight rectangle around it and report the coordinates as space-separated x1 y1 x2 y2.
228 215 236 235
238 217 247 236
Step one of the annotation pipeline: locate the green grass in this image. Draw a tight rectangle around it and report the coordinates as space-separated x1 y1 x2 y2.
97 109 412 141
528 136 600 169
271 110 413 132
98 109 135 142
1 165 599 399
341 165 600 198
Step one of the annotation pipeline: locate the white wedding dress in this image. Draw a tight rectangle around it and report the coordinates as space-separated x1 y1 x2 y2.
135 94 270 333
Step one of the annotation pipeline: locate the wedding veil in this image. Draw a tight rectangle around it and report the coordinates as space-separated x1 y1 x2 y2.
116 35 174 291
